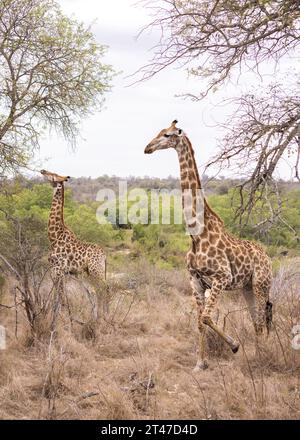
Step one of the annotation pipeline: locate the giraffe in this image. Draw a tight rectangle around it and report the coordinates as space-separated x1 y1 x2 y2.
144 120 273 371
40 169 107 321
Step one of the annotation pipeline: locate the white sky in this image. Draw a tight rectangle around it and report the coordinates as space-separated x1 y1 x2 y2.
35 0 297 180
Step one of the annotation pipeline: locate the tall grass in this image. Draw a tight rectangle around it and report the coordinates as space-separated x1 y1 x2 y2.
0 258 299 419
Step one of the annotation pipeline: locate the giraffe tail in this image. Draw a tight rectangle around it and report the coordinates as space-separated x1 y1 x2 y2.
265 300 273 335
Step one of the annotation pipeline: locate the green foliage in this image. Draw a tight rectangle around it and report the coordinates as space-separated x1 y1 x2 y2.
0 178 299 271
66 202 117 246
129 186 300 267
0 185 50 268
132 223 189 268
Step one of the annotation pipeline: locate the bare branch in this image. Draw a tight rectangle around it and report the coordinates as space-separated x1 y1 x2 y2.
0 251 21 279
205 81 300 223
135 0 300 96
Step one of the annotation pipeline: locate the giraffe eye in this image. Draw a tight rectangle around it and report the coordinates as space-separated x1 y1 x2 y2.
164 134 170 138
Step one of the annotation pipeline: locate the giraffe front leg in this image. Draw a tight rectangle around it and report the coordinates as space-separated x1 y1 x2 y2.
193 309 209 372
189 274 208 371
51 269 65 331
202 280 240 354
253 289 267 336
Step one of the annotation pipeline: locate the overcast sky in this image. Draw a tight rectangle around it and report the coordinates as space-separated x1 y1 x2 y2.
35 0 296 180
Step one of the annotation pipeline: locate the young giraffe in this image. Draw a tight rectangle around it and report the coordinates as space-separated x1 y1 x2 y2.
144 121 273 371
40 170 106 311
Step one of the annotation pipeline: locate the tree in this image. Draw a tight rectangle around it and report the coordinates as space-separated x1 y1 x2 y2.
206 81 300 223
0 0 113 176
138 0 299 95
138 0 300 223
0 185 54 339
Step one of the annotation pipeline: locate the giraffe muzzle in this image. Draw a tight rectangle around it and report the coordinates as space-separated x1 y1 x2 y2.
144 144 154 154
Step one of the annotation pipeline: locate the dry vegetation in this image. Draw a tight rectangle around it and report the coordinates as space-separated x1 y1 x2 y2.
0 257 299 420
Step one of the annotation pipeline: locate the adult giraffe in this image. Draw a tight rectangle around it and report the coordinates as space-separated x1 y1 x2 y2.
40 170 107 320
144 121 273 371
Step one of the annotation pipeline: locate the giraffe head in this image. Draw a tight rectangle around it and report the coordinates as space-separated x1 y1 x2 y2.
144 120 184 154
40 169 70 187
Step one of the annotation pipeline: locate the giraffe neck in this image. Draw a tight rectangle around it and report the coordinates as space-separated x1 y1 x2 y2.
48 184 67 244
176 136 223 238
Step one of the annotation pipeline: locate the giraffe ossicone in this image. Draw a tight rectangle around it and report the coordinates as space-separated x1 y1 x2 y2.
145 120 273 370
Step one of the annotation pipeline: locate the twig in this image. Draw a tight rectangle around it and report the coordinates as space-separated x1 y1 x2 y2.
0 253 21 279
0 300 23 309
223 306 248 331
145 371 153 410
57 390 100 419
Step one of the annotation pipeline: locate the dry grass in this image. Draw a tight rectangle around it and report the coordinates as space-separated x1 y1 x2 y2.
0 258 299 420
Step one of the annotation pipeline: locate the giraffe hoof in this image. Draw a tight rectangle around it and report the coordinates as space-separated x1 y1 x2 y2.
231 343 240 354
193 360 209 372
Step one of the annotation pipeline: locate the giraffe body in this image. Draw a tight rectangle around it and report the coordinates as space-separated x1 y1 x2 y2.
187 227 272 293
49 231 106 280
145 121 273 370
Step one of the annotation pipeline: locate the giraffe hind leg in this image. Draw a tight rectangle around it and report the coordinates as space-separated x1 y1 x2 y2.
250 281 273 358
265 300 273 335
243 285 272 336
253 284 269 335
242 287 257 333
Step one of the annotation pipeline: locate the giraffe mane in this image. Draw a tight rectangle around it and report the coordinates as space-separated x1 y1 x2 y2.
184 136 224 226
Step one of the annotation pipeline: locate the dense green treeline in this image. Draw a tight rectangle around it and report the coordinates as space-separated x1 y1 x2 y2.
0 178 299 271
